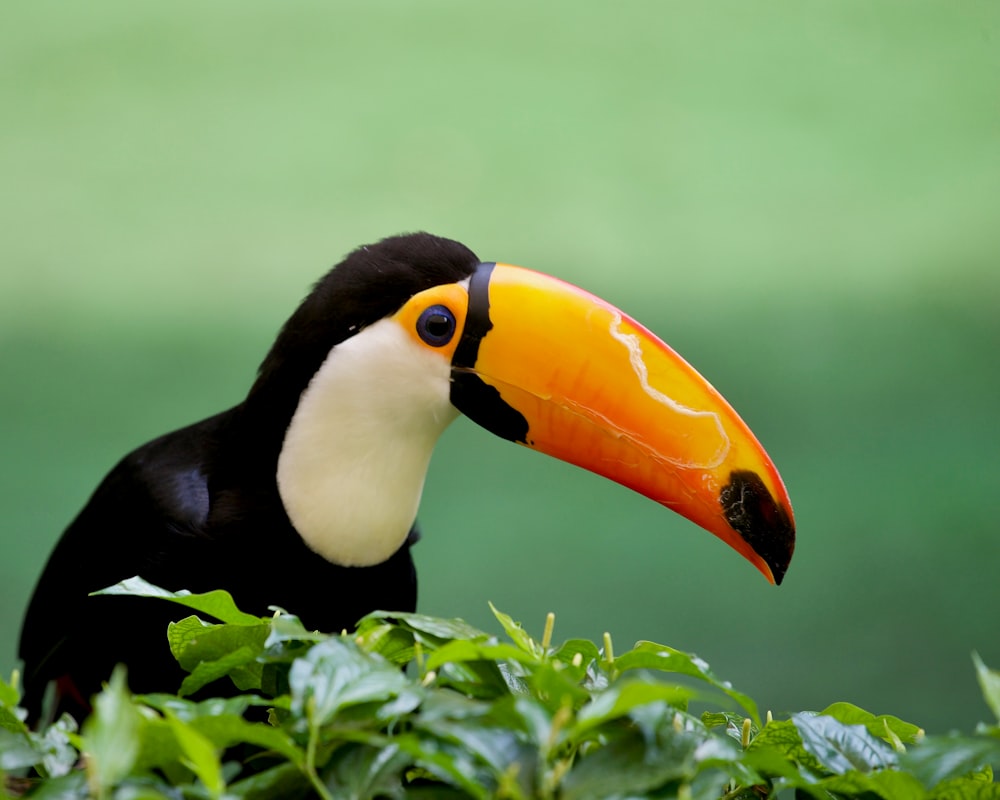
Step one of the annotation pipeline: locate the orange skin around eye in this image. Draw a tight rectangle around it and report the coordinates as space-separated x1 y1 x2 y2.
392 283 471 360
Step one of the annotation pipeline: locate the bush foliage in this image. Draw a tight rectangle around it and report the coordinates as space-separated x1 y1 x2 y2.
2 577 999 799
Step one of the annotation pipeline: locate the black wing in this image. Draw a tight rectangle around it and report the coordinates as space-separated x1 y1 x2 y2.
18 411 227 723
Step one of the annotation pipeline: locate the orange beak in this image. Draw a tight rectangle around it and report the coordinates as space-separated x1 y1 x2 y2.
449 262 795 584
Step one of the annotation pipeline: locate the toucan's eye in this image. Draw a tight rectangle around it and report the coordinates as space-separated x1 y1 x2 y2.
416 305 456 347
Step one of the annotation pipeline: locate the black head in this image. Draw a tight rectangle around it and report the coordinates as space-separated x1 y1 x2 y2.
243 232 479 434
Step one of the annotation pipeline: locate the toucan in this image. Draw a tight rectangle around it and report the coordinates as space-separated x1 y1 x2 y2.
18 232 794 724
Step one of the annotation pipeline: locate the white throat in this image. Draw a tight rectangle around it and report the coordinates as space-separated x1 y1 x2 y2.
276 318 458 566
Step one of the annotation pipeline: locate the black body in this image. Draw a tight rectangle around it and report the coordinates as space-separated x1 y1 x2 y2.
19 233 480 722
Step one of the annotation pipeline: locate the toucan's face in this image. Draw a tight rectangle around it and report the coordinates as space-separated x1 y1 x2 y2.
277 245 794 583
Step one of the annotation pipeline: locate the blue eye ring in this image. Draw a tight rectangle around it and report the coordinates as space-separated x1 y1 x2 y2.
416 304 457 347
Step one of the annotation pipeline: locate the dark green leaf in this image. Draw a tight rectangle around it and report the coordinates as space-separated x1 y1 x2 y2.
747 718 826 777
817 768 925 799
928 766 1000 799
561 724 700 800
793 712 897 774
900 735 1000 789
227 762 312 800
178 645 262 696
95 577 264 625
322 742 411 799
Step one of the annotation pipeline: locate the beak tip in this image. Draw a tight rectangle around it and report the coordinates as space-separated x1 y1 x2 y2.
720 470 796 586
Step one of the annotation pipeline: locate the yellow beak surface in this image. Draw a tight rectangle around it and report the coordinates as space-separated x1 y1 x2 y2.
449 263 795 583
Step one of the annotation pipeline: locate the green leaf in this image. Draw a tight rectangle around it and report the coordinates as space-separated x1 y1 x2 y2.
0 672 20 709
928 766 1000 799
820 702 925 746
94 577 264 625
289 638 413 727
425 639 540 672
166 616 270 693
614 641 760 725
0 705 28 735
163 711 225 799
322 742 413 799
227 762 311 799
561 723 700 800
793 712 897 774
353 621 417 665
144 696 305 766
571 681 693 741
488 602 541 657
746 717 826 777
900 734 1000 789
178 645 262 696
33 714 80 778
0 726 42 770
357 610 490 643
82 666 143 794
974 653 1000 724
817 768 926 799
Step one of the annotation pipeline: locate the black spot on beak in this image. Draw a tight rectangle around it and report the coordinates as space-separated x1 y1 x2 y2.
720 470 795 584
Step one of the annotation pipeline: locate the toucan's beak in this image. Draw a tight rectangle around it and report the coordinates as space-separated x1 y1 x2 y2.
450 262 795 584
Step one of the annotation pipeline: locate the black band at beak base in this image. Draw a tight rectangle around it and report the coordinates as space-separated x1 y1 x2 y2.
450 262 530 444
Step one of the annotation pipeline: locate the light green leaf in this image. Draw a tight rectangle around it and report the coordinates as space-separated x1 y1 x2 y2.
488 603 541 657
426 639 539 672
168 616 270 672
819 702 925 746
178 645 261 697
289 638 412 727
614 641 760 725
0 705 28 736
164 711 224 798
82 666 142 794
0 726 42 770
572 681 693 740
974 653 1000 724
33 714 80 778
357 610 489 642
0 672 20 709
94 577 263 626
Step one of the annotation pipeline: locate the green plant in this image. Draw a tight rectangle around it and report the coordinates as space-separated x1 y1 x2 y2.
2 577 999 799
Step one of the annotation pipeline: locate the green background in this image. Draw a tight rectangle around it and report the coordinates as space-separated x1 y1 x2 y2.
2 2 998 734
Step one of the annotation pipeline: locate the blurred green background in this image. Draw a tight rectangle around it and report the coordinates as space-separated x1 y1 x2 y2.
3 2 999 734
